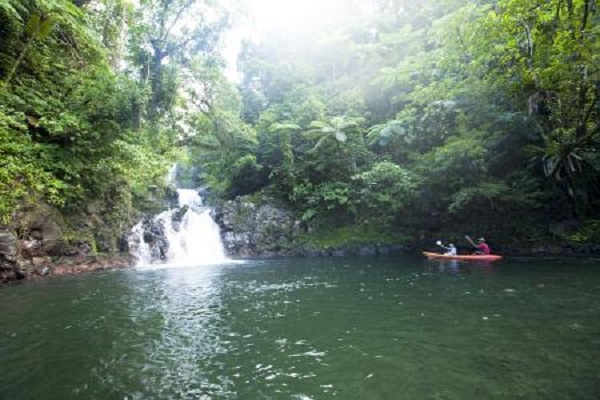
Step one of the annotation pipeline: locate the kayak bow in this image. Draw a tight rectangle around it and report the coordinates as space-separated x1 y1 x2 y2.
422 252 502 261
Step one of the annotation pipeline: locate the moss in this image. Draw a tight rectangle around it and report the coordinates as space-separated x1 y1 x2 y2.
566 220 600 244
90 237 98 255
245 191 268 204
232 202 255 228
297 224 409 249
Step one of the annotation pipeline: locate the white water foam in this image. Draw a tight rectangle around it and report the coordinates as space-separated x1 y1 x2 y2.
130 189 231 267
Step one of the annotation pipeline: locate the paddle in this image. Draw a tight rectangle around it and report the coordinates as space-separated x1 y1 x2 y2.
464 235 477 248
436 240 449 251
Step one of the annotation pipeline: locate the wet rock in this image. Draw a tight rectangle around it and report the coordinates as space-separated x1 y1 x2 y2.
0 228 18 262
331 249 347 257
95 228 119 253
19 204 68 256
215 196 301 258
139 217 169 260
171 205 188 230
40 255 133 277
0 227 21 281
1 269 16 282
389 245 405 254
118 233 130 253
378 244 404 255
359 246 377 256
197 187 211 198
300 248 322 257
377 246 391 255
32 257 52 267
548 219 582 238
214 196 410 259
18 260 34 272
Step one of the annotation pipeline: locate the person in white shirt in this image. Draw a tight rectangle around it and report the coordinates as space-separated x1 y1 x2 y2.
445 243 457 256
436 241 457 256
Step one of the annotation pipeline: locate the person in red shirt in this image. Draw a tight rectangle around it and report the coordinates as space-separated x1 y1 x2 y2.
474 238 491 255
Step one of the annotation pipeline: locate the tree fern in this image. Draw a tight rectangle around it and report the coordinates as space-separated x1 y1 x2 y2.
0 0 24 22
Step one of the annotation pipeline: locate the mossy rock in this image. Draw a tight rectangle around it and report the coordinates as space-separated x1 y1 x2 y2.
298 224 409 250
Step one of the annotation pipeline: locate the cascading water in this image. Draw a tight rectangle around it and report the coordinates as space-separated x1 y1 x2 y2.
129 188 229 267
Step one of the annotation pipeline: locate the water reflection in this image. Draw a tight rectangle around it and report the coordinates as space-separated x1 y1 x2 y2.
425 259 495 274
433 259 460 273
97 264 237 398
469 260 495 273
0 272 151 400
2 257 600 400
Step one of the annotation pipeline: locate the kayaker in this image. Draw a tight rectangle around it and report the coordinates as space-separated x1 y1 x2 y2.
473 238 490 255
445 243 457 256
437 241 457 256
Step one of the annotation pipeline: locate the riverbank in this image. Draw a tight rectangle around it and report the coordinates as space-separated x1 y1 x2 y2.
4 244 600 285
0 254 134 283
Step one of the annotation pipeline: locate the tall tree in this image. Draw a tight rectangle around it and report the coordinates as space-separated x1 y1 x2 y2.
128 0 228 123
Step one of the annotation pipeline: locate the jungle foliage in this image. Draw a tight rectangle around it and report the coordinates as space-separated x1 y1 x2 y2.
1 0 598 248
0 0 227 235
191 0 600 245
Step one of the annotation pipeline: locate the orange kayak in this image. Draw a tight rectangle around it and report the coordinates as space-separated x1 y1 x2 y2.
422 252 503 261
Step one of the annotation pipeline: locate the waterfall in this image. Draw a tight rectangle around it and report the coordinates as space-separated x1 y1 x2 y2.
129 188 229 267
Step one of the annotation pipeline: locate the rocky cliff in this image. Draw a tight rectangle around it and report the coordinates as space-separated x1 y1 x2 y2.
213 196 407 258
0 201 135 283
214 196 303 258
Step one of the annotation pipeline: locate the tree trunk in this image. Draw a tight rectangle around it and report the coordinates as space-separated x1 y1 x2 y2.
148 48 164 123
3 38 34 86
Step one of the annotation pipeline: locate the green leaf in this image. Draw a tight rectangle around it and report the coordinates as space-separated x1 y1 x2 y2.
25 13 41 36
39 18 56 39
335 131 347 142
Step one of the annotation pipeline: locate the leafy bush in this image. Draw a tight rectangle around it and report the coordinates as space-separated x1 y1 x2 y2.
351 161 420 224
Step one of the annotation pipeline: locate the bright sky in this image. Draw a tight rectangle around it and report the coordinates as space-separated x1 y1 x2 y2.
247 0 341 32
223 0 352 81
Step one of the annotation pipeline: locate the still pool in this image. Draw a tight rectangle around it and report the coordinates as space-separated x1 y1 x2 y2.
1 256 600 399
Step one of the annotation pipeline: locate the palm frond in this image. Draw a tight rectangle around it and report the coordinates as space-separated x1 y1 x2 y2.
0 0 24 22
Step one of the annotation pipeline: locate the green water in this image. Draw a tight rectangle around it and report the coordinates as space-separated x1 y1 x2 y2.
1 256 600 399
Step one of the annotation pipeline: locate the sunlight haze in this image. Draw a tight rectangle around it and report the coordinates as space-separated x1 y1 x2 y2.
224 0 362 80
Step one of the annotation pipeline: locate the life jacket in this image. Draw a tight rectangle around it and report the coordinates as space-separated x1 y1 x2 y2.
477 243 490 255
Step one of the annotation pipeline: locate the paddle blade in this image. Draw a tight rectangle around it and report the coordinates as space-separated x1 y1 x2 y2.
464 235 476 247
